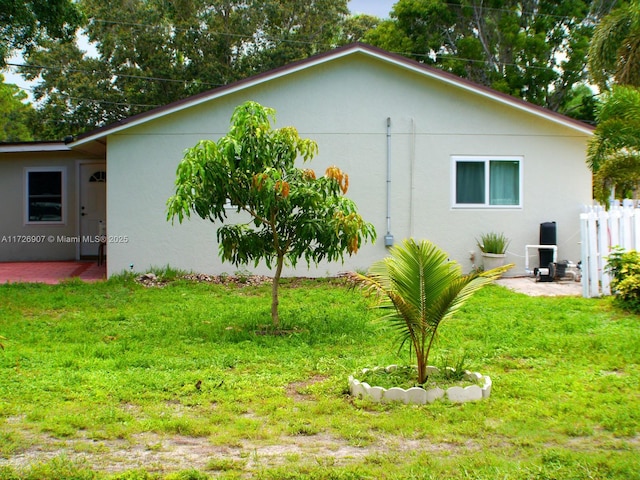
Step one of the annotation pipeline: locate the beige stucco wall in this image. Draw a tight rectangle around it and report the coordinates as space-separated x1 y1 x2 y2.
0 151 90 261
105 53 592 277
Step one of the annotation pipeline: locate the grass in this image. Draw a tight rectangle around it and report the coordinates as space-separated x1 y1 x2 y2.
0 273 638 479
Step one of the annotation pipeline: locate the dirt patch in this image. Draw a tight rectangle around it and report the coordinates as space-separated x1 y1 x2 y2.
285 375 328 402
135 272 273 288
182 273 272 287
0 430 479 475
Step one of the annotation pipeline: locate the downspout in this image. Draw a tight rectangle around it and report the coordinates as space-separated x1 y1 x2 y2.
409 118 416 238
385 117 394 247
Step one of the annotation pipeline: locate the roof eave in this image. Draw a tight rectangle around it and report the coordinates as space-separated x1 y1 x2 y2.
359 46 594 136
69 43 594 147
0 142 70 153
70 47 361 148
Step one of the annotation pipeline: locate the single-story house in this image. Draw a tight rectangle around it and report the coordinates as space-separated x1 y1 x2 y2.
0 43 593 277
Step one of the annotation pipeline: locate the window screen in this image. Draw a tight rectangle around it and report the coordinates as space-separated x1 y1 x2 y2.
27 170 63 222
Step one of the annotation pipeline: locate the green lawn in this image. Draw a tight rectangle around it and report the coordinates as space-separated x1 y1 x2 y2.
0 274 638 479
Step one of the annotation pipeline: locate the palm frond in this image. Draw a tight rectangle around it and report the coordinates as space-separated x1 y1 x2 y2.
587 87 640 174
353 238 512 384
588 5 639 89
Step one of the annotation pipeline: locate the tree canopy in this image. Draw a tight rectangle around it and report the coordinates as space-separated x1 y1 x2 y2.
364 0 615 114
588 1 640 89
0 0 83 65
0 74 35 141
18 0 359 139
5 0 627 139
587 86 640 204
585 3 640 205
167 101 376 326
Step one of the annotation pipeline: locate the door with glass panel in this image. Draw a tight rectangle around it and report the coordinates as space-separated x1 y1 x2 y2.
79 163 106 257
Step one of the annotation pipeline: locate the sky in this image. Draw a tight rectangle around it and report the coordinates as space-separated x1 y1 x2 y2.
349 0 396 18
3 1 397 95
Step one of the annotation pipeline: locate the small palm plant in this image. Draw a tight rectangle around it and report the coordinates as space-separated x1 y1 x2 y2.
353 238 512 385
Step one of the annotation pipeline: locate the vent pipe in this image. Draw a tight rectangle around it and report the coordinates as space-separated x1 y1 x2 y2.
384 117 394 247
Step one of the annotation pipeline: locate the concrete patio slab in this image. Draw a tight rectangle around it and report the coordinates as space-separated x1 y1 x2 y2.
495 276 582 297
0 261 106 285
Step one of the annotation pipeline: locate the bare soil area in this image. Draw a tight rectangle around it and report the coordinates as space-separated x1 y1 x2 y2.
0 428 479 475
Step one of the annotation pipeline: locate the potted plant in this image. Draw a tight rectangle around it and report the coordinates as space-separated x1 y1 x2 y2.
349 238 512 404
477 232 510 271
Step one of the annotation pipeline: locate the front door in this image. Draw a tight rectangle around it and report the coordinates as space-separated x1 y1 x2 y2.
79 163 106 257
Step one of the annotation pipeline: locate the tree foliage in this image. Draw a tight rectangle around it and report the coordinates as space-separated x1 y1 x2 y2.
588 1 640 89
0 0 83 65
20 0 362 139
0 74 35 141
167 101 376 326
14 0 625 137
352 238 510 385
20 41 119 140
587 86 640 204
239 0 350 74
364 0 615 115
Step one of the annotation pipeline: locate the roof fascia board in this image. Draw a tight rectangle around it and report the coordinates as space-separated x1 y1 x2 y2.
71 44 593 147
361 48 594 136
71 48 357 147
0 143 70 153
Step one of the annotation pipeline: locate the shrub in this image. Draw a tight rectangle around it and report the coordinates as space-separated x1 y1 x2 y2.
606 247 640 313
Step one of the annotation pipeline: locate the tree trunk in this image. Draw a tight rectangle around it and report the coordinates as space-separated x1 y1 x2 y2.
419 332 438 385
271 253 284 327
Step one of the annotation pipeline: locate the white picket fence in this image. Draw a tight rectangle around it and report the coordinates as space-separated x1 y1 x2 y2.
580 201 640 298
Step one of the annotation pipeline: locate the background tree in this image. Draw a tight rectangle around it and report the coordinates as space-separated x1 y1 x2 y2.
336 14 381 46
167 101 376 327
585 2 640 204
19 0 356 139
364 0 615 116
0 0 83 65
13 0 622 137
20 40 123 139
0 74 35 141
588 1 640 90
558 84 599 124
239 0 350 74
587 86 640 204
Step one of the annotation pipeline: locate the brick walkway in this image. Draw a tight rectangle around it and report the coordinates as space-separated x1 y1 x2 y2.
0 261 106 285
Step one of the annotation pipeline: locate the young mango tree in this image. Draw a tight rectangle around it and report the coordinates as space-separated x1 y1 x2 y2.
167 101 376 327
352 238 511 385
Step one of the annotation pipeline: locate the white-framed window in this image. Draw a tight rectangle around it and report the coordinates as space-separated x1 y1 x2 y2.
452 156 522 208
25 167 66 224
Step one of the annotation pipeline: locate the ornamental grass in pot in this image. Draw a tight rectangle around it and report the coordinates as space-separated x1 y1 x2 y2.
477 232 510 271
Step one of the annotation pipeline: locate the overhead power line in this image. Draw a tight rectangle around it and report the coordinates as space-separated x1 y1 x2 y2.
1 4 599 109
4 47 586 90
5 61 227 87
7 83 161 108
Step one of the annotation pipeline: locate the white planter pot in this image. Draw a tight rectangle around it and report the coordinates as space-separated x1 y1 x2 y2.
481 252 507 271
